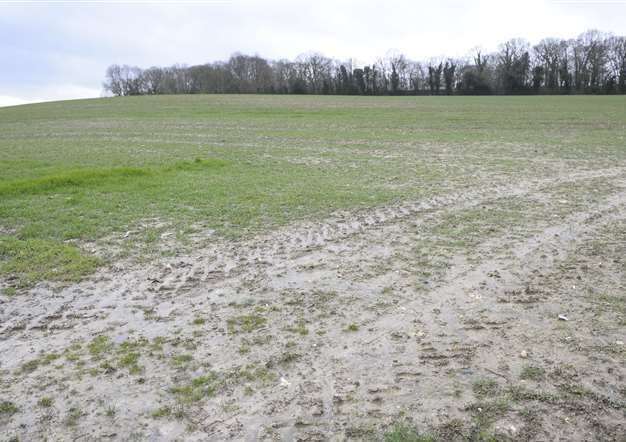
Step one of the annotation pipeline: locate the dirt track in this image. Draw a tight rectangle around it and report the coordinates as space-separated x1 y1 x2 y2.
1 167 625 441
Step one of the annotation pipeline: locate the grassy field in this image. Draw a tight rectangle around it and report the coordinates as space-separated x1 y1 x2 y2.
1 95 625 441
1 95 624 289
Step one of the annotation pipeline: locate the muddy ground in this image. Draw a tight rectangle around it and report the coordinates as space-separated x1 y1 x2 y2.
1 166 625 441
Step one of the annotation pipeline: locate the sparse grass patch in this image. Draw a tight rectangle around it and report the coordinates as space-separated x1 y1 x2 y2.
171 373 220 404
227 314 267 333
105 405 116 417
99 361 116 374
519 365 545 381
556 383 626 409
171 354 193 367
71 336 150 375
19 352 60 374
465 398 510 421
192 317 206 326
65 350 81 362
472 378 500 398
229 364 275 386
285 320 309 335
429 196 543 252
272 351 301 366
151 406 172 418
65 406 82 426
37 397 54 408
150 336 166 353
384 422 435 442
594 293 626 325
506 385 558 403
519 406 543 427
346 323 359 332
2 286 17 297
20 359 41 374
118 352 142 374
435 418 466 440
0 400 18 415
88 335 113 357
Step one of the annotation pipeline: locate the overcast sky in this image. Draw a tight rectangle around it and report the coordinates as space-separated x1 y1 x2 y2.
1 0 625 106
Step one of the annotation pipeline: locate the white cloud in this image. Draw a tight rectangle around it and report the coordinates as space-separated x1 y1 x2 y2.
1 0 625 103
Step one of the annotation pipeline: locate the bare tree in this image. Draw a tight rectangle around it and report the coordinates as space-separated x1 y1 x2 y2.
608 36 626 93
142 67 164 94
296 53 333 94
103 29 624 97
534 38 562 91
443 59 457 95
103 64 123 96
496 39 531 93
572 30 610 92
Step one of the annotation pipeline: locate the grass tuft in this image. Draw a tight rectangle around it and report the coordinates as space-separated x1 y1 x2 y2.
519 365 546 381
88 335 113 356
151 406 172 418
0 236 100 289
227 314 267 333
346 323 359 332
0 401 19 415
38 397 54 408
0 167 151 197
472 378 500 398
171 373 220 403
384 423 435 442
0 159 227 197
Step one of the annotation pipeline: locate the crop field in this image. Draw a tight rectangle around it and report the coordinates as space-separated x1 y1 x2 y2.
0 95 625 441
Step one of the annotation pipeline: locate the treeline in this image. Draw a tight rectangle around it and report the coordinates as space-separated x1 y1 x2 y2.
104 30 626 96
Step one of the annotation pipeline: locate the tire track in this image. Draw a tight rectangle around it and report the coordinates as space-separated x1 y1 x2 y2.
156 166 626 295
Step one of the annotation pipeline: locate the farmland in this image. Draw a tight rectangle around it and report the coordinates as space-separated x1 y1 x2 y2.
0 95 625 440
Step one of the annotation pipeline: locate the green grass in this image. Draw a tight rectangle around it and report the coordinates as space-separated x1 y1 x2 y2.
37 397 54 408
0 236 100 288
19 352 60 374
65 407 82 426
229 364 276 386
171 373 220 404
151 406 172 418
0 159 226 197
285 320 309 335
118 352 141 374
519 365 546 381
0 401 19 415
1 95 625 287
227 314 267 333
0 167 150 197
171 354 193 367
88 336 113 357
384 423 435 442
472 378 500 398
345 323 359 332
191 317 206 326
